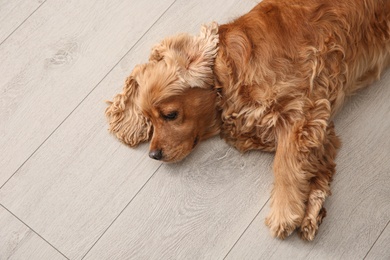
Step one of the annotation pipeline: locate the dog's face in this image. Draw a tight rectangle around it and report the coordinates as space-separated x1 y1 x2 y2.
106 23 220 162
141 86 220 162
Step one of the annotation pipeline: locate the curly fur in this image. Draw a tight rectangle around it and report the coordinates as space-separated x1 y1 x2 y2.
105 64 153 146
106 0 390 240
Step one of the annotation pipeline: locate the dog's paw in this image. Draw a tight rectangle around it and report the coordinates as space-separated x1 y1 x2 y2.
298 218 317 241
265 208 303 239
298 207 327 241
265 217 296 239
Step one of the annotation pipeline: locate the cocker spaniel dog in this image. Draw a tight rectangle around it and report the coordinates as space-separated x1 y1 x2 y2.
105 0 390 241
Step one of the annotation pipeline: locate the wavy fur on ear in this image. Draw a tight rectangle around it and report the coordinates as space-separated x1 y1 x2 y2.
105 64 152 146
149 22 219 88
186 22 219 87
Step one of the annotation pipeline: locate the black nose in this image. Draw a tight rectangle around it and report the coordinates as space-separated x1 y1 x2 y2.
149 149 163 160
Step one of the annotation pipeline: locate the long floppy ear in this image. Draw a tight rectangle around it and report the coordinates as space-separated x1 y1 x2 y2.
105 64 152 146
185 22 219 87
149 22 219 87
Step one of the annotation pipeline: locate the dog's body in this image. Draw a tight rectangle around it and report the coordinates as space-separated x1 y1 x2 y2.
106 0 390 240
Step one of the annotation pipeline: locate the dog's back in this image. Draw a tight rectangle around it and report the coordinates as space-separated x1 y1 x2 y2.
215 0 390 116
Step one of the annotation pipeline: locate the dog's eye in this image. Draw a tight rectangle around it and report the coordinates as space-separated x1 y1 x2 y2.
162 111 178 121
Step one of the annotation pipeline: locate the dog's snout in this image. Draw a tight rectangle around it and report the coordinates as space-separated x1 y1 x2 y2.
149 149 163 160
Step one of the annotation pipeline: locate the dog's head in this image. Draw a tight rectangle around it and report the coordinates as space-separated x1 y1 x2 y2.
106 23 221 162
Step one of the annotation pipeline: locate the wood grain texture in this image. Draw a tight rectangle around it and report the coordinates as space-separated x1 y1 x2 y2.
225 70 390 259
365 222 390 260
0 67 162 259
0 0 44 44
0 0 175 258
0 0 174 186
84 137 274 260
0 206 66 260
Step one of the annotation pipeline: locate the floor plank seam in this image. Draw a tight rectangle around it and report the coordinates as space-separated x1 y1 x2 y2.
80 163 163 259
363 219 390 259
0 121 62 190
222 197 271 260
0 0 48 47
0 203 70 259
0 0 177 192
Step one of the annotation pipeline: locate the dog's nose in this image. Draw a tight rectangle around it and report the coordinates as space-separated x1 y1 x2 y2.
149 149 163 160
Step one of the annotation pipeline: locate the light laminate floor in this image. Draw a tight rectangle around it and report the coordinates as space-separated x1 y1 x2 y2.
0 0 389 259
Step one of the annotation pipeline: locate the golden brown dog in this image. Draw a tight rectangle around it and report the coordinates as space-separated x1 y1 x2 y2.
106 0 390 240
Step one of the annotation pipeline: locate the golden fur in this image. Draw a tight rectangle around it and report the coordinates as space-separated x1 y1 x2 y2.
106 0 390 240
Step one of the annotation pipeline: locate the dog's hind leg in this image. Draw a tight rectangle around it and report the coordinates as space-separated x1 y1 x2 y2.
298 122 341 241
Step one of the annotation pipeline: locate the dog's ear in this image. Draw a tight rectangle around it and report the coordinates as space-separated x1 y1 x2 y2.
185 22 219 87
105 64 152 146
150 22 219 87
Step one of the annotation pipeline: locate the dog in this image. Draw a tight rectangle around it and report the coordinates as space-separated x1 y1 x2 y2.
105 0 390 241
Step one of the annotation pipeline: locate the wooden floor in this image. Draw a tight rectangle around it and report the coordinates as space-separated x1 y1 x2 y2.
1 0 389 259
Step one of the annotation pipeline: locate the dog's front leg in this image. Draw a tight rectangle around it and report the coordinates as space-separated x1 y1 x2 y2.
265 99 332 239
265 124 313 239
298 122 341 241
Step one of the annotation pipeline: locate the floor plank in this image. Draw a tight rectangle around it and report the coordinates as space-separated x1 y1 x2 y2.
0 0 44 44
84 138 273 260
365 222 390 260
0 206 67 260
0 68 162 259
225 71 390 259
0 0 174 186
0 0 175 258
